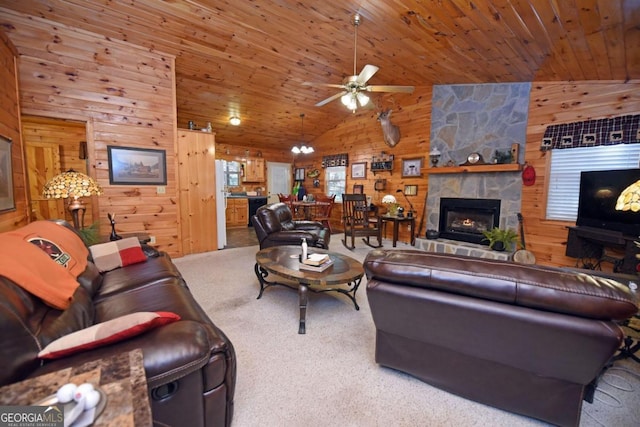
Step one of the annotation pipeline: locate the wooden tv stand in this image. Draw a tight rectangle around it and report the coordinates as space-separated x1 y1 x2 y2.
566 226 639 274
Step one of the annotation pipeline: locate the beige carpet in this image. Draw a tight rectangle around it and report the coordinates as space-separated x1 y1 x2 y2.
174 240 640 427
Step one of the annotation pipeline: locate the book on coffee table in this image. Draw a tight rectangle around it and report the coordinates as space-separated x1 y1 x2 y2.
302 253 330 266
299 257 334 272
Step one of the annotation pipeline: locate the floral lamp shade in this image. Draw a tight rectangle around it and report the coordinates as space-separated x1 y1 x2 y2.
43 171 103 228
615 180 640 212
43 170 102 200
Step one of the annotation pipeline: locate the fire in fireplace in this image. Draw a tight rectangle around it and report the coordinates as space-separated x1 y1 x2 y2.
438 198 501 245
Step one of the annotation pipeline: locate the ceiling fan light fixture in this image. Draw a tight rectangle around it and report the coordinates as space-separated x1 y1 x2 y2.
306 14 414 109
356 92 370 107
291 146 301 154
341 93 358 111
229 116 241 126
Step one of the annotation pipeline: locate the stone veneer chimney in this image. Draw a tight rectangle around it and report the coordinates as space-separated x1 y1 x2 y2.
426 83 531 234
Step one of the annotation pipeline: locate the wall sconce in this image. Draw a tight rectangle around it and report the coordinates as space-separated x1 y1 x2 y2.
229 116 241 126
42 170 102 229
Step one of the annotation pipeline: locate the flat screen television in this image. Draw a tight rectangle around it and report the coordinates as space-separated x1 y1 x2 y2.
576 168 640 237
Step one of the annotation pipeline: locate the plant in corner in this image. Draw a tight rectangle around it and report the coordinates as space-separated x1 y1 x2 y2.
482 227 519 251
78 221 101 246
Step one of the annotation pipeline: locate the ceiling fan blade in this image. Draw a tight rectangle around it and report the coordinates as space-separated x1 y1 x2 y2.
356 64 379 84
315 91 346 107
366 85 415 93
302 82 346 89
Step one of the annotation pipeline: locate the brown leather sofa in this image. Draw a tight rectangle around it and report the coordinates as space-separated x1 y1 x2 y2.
0 221 236 427
363 249 638 427
252 202 330 249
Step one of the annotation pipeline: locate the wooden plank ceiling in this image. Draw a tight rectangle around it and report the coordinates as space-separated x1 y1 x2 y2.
1 0 639 151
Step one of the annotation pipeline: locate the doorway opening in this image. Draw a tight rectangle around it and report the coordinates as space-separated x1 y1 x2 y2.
267 161 292 204
22 116 97 226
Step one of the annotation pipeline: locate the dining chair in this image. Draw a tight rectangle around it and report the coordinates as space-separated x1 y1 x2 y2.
313 194 336 233
278 193 295 212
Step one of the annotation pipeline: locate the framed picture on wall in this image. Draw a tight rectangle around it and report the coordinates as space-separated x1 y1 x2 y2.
351 162 367 179
402 157 423 178
0 135 15 212
404 185 418 196
294 168 305 181
107 146 167 185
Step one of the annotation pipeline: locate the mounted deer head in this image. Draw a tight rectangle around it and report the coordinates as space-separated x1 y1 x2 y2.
377 109 401 147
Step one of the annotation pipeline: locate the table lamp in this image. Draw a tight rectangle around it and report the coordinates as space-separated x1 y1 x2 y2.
43 170 103 229
396 189 415 218
381 194 398 216
615 180 640 212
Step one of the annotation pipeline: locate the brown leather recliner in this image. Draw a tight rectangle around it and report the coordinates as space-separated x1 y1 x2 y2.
252 202 330 249
363 249 638 427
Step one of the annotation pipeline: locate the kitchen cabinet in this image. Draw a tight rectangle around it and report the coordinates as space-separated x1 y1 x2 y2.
243 157 265 182
226 198 248 227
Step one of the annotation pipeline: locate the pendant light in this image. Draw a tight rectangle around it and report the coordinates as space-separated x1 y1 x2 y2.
291 113 314 154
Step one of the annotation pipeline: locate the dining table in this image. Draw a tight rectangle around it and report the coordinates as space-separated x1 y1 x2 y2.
291 200 331 221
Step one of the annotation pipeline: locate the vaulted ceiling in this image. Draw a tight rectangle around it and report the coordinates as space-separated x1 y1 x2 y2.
1 1 639 151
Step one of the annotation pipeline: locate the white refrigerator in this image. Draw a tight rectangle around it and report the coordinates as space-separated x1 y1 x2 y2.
215 159 227 249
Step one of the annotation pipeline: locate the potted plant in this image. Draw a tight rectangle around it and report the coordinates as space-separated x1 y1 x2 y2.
482 227 519 251
78 221 101 246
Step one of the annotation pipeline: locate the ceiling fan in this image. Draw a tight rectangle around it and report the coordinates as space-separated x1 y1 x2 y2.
303 14 415 111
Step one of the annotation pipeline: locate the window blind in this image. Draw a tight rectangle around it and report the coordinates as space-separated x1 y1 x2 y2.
546 144 640 221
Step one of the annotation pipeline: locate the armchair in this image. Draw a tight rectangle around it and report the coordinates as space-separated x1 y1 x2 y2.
364 249 638 426
251 202 330 249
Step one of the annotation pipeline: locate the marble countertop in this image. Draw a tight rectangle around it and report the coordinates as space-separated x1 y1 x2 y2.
0 349 151 426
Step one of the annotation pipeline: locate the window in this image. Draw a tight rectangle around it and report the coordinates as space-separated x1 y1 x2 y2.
325 166 346 202
224 160 242 187
546 144 640 221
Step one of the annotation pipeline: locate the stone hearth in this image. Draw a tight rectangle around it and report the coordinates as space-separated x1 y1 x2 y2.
415 237 512 261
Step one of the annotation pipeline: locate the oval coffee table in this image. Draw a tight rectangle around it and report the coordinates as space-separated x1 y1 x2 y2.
254 245 364 334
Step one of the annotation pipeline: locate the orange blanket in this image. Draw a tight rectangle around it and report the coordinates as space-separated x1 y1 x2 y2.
0 221 89 309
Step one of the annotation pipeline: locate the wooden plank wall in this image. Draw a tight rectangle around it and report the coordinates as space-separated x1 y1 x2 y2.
523 80 640 269
313 81 640 269
309 88 432 242
1 11 180 256
0 28 28 231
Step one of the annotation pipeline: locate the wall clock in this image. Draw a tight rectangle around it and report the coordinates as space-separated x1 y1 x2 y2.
461 152 485 166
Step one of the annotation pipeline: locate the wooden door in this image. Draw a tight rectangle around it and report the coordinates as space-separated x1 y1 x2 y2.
25 142 64 221
177 130 218 254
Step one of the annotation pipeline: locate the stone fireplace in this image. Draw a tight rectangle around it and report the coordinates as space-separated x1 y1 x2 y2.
438 198 501 245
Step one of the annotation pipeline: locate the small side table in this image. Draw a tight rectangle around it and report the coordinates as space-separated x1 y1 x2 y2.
0 349 152 426
379 215 416 247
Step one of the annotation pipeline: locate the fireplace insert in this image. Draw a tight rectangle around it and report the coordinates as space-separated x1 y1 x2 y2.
438 198 501 244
